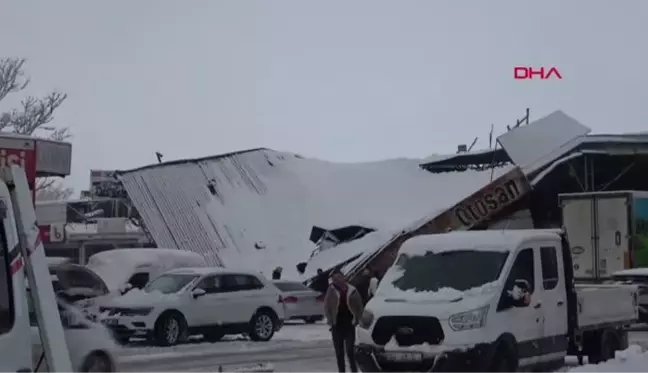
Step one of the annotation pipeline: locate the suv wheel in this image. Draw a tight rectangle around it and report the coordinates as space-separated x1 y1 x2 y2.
249 310 276 341
154 312 186 346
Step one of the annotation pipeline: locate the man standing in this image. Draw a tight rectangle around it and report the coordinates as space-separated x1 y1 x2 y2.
324 269 364 373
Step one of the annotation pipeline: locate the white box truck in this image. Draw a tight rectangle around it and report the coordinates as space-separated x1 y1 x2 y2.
559 191 648 281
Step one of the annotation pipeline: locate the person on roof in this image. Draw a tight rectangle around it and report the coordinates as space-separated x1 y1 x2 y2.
271 266 283 280
324 269 364 373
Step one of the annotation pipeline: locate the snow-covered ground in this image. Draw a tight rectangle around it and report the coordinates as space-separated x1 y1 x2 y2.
569 344 648 372
116 323 648 372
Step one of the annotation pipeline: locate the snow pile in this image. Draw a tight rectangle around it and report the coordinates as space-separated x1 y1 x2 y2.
86 248 207 291
118 149 513 279
570 345 647 372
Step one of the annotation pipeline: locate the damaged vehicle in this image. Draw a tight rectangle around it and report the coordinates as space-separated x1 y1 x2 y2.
355 229 639 372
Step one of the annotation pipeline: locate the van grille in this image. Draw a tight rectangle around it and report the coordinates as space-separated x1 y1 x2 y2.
371 316 444 346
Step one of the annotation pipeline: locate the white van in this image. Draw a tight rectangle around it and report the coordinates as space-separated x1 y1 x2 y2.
75 248 208 314
355 230 638 372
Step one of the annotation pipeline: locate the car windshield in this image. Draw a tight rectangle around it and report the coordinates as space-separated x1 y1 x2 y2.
144 273 198 294
389 249 509 293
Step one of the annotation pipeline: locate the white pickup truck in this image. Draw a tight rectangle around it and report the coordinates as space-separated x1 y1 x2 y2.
355 229 639 372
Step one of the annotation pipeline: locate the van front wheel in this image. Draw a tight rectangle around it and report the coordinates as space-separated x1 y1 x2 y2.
489 344 516 372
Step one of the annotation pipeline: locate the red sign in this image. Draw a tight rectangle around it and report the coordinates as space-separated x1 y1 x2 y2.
38 224 65 244
39 225 51 244
514 67 562 80
0 147 37 200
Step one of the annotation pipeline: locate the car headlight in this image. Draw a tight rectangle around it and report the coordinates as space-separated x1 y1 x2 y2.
448 306 489 331
359 309 374 329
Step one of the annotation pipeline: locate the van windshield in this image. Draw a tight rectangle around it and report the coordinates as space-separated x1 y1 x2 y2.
388 249 509 293
144 274 198 294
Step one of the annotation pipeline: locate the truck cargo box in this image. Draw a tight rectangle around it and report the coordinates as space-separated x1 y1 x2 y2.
560 191 648 281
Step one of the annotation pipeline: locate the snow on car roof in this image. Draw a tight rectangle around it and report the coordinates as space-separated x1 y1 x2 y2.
399 229 563 256
612 268 648 277
86 248 208 291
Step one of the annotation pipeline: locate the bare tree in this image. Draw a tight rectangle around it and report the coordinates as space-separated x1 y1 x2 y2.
0 57 73 200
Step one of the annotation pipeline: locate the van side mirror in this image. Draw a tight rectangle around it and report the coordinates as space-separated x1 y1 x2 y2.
191 288 206 298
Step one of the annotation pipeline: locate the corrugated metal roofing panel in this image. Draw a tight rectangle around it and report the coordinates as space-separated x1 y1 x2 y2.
118 164 224 266
118 148 512 277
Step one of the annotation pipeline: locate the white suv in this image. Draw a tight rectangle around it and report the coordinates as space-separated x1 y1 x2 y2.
98 267 285 346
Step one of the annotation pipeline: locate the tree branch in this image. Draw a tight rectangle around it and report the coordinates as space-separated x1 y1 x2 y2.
0 58 30 104
0 57 73 201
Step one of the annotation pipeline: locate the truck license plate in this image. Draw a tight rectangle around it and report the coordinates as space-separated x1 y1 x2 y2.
383 351 423 362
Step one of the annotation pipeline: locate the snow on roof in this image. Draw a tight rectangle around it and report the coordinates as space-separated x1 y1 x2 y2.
612 268 648 277
117 149 519 279
398 229 562 256
86 248 207 291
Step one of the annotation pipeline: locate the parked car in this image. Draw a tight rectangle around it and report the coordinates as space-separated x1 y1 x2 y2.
27 290 118 372
99 267 285 346
74 248 209 315
610 268 648 323
273 280 325 323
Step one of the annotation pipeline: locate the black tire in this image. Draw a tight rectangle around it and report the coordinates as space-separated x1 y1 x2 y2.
153 312 186 346
249 309 277 342
589 330 620 364
490 344 516 372
80 352 114 372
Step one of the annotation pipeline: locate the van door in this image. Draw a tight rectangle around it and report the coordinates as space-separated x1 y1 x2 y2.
496 246 544 367
538 243 568 362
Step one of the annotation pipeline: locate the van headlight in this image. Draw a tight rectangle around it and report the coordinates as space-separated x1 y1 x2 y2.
449 306 489 331
359 309 374 329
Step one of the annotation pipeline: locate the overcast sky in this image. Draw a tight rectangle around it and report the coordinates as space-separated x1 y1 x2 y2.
1 1 646 193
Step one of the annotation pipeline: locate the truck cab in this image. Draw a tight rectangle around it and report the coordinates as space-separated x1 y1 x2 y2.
355 229 638 372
